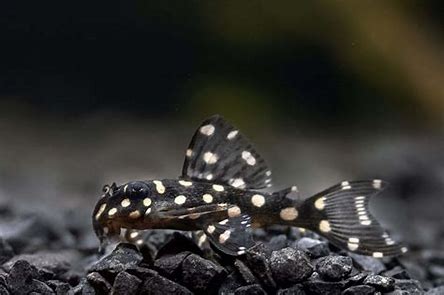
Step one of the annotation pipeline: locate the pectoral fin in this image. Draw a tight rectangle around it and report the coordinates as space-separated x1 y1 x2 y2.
202 214 255 256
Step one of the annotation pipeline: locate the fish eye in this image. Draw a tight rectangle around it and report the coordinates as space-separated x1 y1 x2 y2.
125 181 150 197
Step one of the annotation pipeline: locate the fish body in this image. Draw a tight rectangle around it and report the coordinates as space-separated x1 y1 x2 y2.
93 115 407 257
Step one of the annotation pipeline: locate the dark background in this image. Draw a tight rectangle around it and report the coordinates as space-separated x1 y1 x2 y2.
0 1 443 250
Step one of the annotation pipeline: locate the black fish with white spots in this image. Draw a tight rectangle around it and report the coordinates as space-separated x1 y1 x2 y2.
92 115 407 258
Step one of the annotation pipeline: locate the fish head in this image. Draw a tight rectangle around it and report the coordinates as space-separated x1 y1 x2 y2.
92 181 152 250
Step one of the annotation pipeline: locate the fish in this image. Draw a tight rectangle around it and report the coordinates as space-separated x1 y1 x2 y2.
92 115 407 258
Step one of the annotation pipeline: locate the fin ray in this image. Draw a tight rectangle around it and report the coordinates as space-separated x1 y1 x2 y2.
303 180 406 257
202 214 255 256
182 115 272 189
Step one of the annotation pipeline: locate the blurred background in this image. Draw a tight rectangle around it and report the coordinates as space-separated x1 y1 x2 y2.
0 1 443 252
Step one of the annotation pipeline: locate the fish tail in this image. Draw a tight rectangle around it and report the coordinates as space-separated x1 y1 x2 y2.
291 180 407 257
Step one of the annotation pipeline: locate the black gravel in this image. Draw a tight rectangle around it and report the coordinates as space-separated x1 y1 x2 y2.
0 207 442 294
315 255 353 281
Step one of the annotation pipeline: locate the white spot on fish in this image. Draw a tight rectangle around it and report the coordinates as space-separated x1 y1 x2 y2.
123 184 128 193
186 149 193 157
229 178 245 188
198 234 207 247
95 203 107 220
347 242 359 251
349 237 359 243
108 208 117 217
213 184 224 192
145 207 152 215
153 180 165 194
373 179 382 189
280 207 298 221
207 225 215 234
251 194 265 208
219 230 231 244
129 210 141 219
143 198 152 207
179 180 193 187
121 198 131 208
314 197 325 210
385 238 395 245
174 195 187 205
227 130 239 140
241 151 256 166
266 170 272 176
219 219 229 225
228 206 241 218
203 152 218 164
200 124 215 136
203 194 213 203
372 252 384 258
206 174 214 180
319 220 331 232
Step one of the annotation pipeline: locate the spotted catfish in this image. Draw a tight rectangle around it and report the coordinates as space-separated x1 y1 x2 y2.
92 115 407 258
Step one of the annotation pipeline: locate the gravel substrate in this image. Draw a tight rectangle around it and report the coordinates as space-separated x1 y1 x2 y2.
0 206 443 295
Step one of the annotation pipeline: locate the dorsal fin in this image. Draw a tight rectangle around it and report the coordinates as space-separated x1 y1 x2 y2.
181 115 272 189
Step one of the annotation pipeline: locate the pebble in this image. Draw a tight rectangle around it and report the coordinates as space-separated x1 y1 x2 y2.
277 284 306 295
349 253 386 274
0 285 8 295
303 279 345 295
270 247 313 287
72 278 96 294
112 271 142 295
0 215 73 253
180 253 226 293
89 243 143 274
234 259 257 285
426 286 444 295
155 232 202 258
268 235 288 251
345 272 368 286
0 239 13 265
363 274 395 291
86 272 112 294
393 279 423 294
293 237 330 258
139 270 192 294
383 266 411 279
429 265 444 279
244 244 276 289
343 285 375 295
234 284 267 295
153 251 191 278
3 251 78 277
218 273 244 294
47 280 71 295
6 260 41 294
316 255 353 281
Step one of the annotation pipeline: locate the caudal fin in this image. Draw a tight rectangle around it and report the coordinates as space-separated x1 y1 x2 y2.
300 180 407 257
